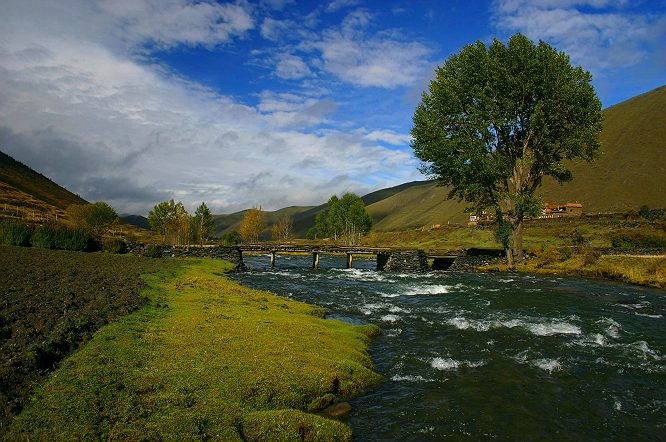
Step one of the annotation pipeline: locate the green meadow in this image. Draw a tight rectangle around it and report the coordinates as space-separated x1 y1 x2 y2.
6 258 380 441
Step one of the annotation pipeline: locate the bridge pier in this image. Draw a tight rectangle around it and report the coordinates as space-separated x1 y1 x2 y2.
312 251 320 270
346 253 353 269
270 251 276 269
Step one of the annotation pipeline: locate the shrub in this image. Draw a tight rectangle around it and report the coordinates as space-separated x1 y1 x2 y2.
611 233 666 249
144 244 163 258
221 231 241 245
54 227 98 252
0 220 33 246
583 249 601 266
559 247 574 260
31 224 59 249
103 238 127 254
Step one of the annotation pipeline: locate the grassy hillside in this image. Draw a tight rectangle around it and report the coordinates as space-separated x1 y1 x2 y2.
0 151 87 222
538 85 666 212
364 85 666 231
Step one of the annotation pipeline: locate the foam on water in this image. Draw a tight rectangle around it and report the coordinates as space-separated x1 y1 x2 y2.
381 314 402 322
635 312 663 318
446 315 581 336
431 357 486 371
403 284 457 296
533 358 562 373
391 374 435 382
597 317 623 338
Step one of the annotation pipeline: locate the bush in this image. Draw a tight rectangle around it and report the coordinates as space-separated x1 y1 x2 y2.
0 220 33 246
31 224 59 249
611 233 666 249
559 247 574 260
221 231 241 246
103 238 127 254
54 226 98 252
583 249 601 266
144 244 163 258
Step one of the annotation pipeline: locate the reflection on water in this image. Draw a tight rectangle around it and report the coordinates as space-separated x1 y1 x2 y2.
232 254 666 440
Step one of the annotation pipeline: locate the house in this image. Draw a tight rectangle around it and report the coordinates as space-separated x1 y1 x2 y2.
541 202 583 219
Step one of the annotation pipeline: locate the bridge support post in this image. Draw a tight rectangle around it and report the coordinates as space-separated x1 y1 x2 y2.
270 251 276 269
312 251 319 270
346 253 353 269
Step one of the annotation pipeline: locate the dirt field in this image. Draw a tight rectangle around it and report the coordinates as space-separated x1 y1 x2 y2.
0 245 180 433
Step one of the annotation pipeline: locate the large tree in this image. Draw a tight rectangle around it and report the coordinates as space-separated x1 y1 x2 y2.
316 193 372 245
411 33 602 266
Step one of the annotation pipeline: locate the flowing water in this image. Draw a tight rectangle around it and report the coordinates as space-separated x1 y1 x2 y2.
231 254 666 440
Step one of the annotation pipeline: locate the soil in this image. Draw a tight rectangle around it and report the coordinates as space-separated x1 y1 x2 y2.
0 245 180 433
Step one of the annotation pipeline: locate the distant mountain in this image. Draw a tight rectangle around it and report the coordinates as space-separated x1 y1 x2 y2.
120 214 150 230
0 150 87 221
249 85 666 235
212 181 432 238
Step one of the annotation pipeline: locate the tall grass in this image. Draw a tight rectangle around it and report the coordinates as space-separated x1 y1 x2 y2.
0 220 97 251
6 258 380 440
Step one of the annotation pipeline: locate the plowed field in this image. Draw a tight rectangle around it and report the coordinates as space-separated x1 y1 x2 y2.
0 245 180 432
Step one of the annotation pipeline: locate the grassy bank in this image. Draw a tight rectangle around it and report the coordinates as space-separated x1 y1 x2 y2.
6 258 380 440
483 253 666 289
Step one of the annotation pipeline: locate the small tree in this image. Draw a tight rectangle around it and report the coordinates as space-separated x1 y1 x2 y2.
194 202 215 245
221 231 241 245
239 207 265 243
66 202 118 240
271 215 293 242
316 193 372 245
148 199 191 245
411 33 602 266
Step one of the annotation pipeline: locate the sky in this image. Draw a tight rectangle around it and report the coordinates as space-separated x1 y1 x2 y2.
1 0 664 216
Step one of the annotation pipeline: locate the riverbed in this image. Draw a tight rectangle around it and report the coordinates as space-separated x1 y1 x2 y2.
232 254 665 440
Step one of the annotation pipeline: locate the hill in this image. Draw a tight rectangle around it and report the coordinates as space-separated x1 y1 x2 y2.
537 85 666 212
364 85 666 231
0 150 87 222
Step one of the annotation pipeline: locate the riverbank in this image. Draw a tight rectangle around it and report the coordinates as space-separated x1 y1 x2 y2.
4 253 380 440
480 252 666 289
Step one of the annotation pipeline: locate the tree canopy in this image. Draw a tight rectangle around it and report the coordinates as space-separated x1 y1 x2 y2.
148 199 192 245
316 193 372 245
65 202 118 240
194 202 215 245
239 207 265 243
411 33 603 265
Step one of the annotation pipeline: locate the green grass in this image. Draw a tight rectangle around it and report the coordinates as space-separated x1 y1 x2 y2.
6 259 380 440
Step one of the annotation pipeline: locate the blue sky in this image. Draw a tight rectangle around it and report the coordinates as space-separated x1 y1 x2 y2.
1 0 664 215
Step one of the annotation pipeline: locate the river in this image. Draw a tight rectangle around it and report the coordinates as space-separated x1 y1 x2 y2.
231 253 665 440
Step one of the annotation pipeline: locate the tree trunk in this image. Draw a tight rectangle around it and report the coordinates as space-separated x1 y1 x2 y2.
511 219 524 263
505 246 514 268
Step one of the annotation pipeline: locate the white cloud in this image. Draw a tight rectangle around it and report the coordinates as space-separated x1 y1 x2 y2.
0 0 421 215
98 0 254 49
275 53 313 79
492 0 666 71
260 17 291 41
326 0 361 13
300 9 433 88
364 130 412 146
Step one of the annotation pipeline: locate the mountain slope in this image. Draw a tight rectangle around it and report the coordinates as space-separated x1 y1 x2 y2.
537 85 666 212
0 150 87 221
365 85 666 230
